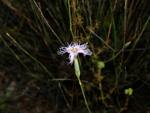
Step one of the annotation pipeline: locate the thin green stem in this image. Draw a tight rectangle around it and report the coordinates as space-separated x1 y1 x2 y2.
68 0 75 40
87 0 92 25
133 16 150 48
0 35 39 79
96 0 102 21
74 58 91 113
77 76 92 113
89 29 115 52
125 15 150 62
104 48 123 63
6 33 54 79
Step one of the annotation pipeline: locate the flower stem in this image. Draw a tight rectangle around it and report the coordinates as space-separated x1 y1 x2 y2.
77 76 92 113
74 57 91 113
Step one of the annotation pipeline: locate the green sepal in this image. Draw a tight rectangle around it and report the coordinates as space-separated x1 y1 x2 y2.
74 57 80 78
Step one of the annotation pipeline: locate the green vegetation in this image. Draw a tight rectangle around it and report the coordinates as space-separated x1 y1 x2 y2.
0 0 150 112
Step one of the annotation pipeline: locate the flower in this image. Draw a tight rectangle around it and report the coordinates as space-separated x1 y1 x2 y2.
58 42 92 64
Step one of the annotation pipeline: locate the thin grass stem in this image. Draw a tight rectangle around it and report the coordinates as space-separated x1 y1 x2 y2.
6 33 54 79
89 29 115 52
0 35 40 79
68 0 75 40
125 15 150 62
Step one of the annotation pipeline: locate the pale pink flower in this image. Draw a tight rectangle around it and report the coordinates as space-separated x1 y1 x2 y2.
58 42 92 64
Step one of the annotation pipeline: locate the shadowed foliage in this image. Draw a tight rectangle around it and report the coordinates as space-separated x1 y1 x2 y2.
0 0 150 113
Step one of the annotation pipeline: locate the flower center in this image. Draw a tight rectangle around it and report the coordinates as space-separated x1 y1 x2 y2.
71 48 78 53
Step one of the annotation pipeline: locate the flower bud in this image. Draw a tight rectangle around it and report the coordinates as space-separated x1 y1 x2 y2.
98 61 105 69
74 57 80 78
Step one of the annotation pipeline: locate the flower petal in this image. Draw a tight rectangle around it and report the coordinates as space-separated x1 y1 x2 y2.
58 41 92 64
